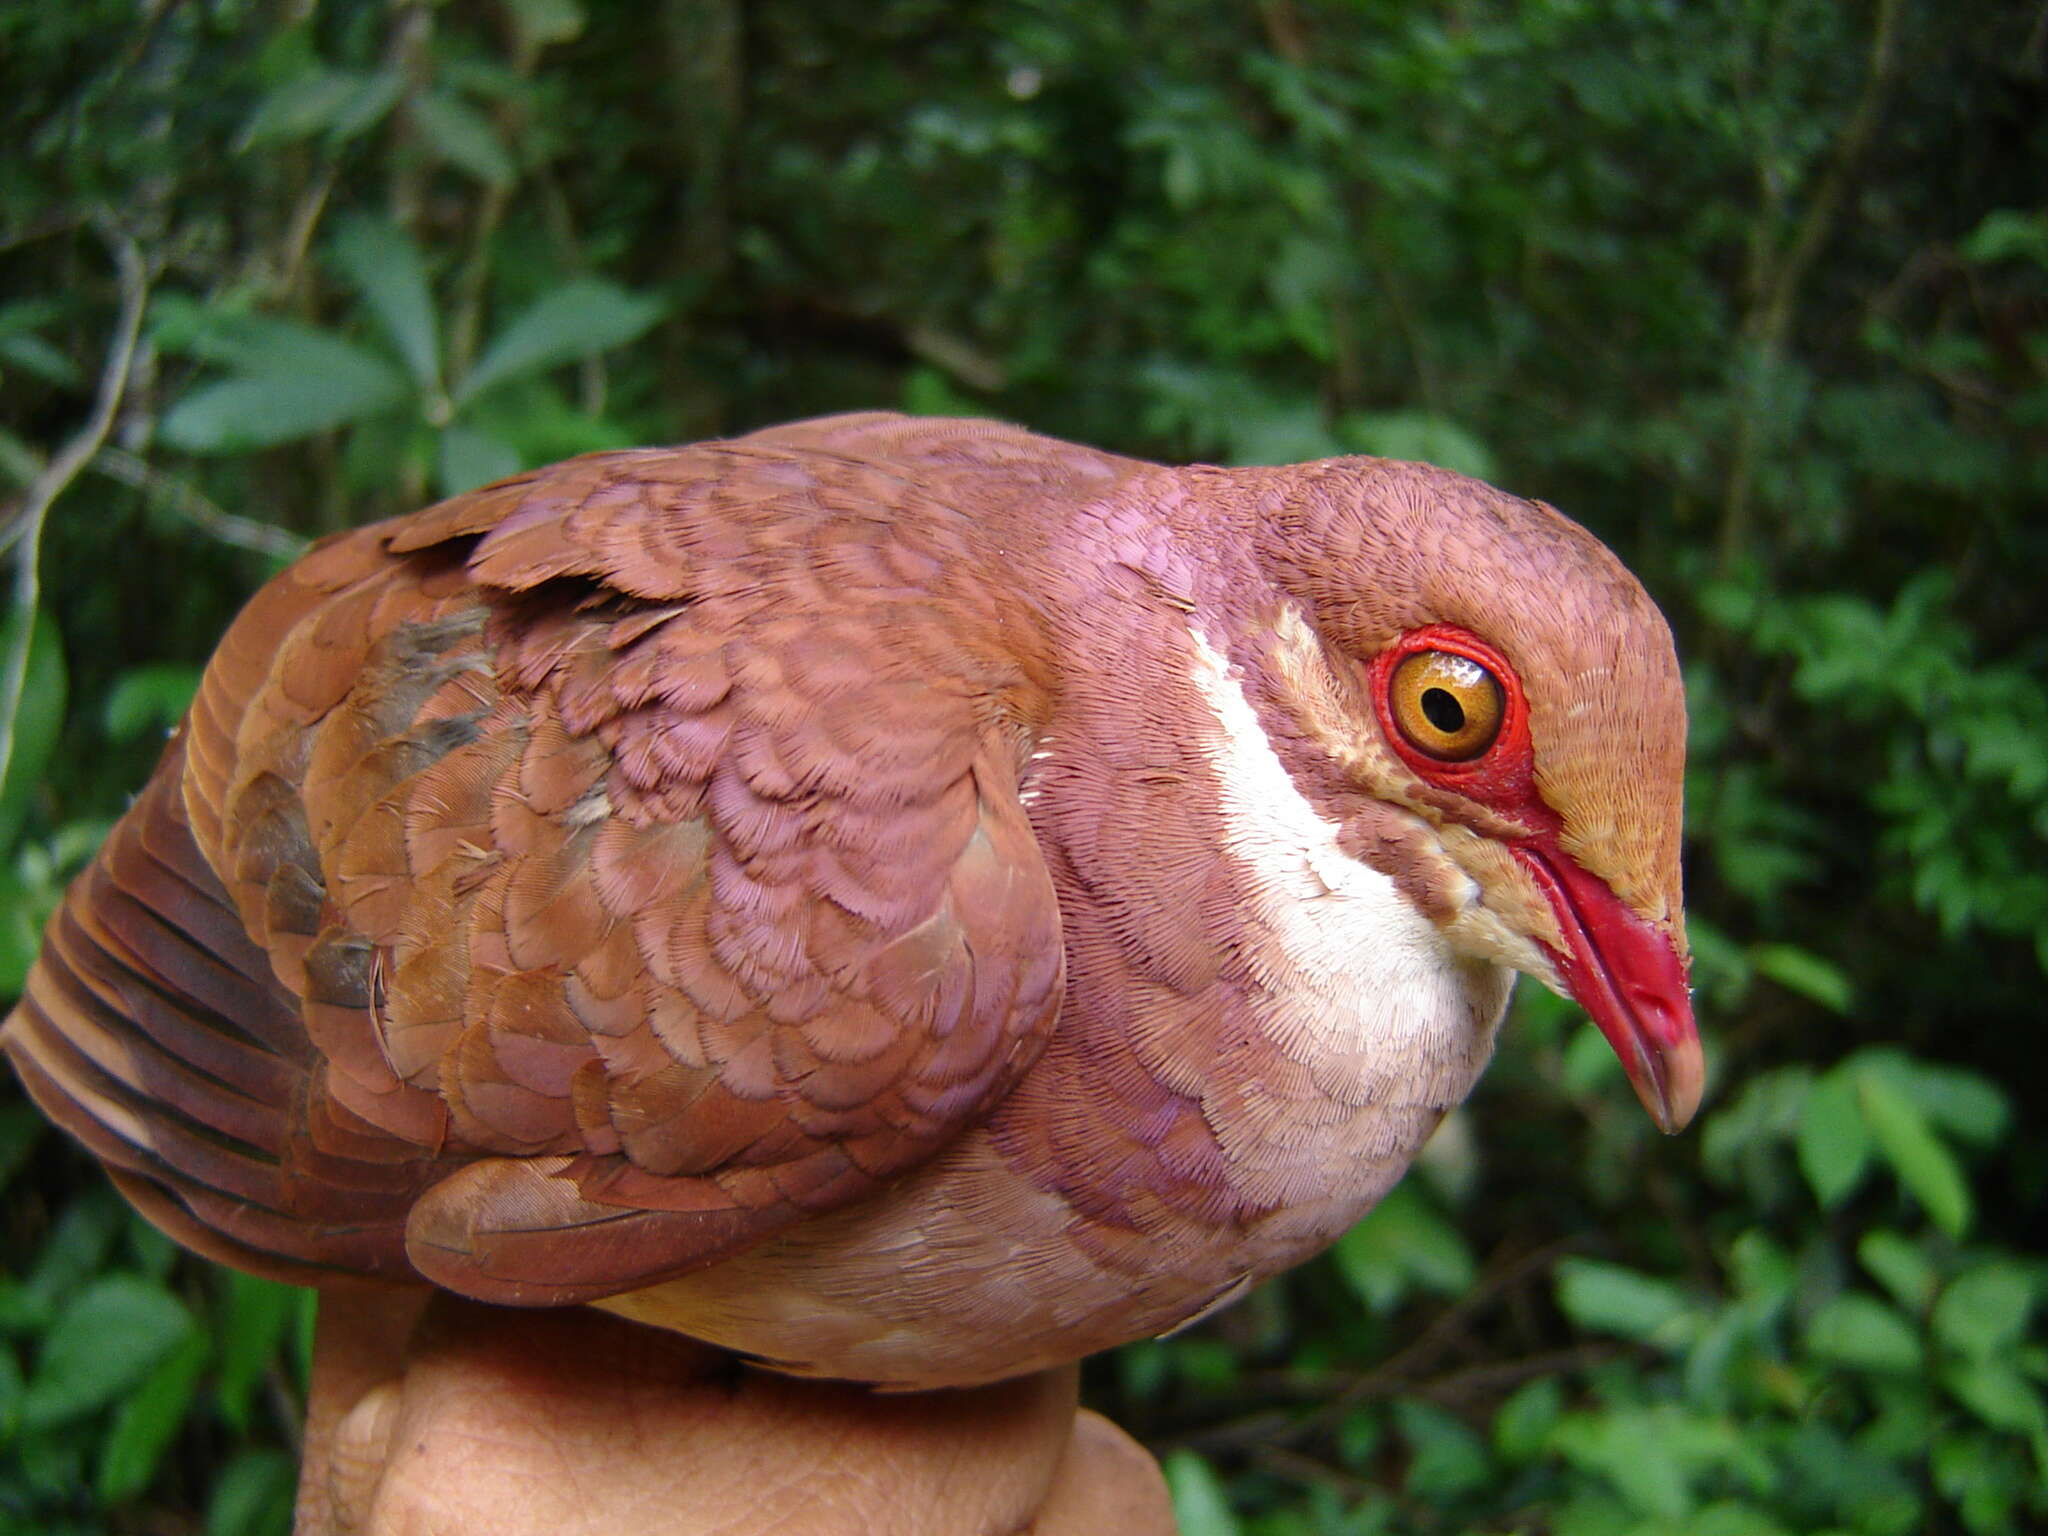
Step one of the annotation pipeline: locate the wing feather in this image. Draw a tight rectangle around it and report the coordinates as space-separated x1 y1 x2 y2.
5 415 1090 1304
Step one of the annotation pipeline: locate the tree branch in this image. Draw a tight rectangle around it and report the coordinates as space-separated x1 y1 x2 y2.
90 447 309 562
0 222 150 793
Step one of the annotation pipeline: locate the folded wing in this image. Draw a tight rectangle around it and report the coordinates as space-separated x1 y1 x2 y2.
3 431 1069 1304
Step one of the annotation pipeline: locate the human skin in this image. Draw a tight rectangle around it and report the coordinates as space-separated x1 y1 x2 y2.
296 1290 1177 1536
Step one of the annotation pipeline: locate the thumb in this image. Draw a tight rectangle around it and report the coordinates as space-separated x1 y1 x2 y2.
324 1379 402 1533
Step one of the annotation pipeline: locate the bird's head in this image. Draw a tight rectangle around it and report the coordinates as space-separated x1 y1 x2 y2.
1246 456 1701 1132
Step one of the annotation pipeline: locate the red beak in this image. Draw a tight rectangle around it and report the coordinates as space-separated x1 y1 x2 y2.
1512 845 1703 1133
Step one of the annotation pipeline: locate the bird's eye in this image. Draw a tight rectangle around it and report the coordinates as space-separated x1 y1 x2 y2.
1387 650 1504 762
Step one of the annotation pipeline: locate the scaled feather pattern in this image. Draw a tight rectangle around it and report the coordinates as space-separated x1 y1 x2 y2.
3 414 1693 1387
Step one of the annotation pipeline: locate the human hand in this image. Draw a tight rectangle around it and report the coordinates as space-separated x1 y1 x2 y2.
296 1290 1176 1535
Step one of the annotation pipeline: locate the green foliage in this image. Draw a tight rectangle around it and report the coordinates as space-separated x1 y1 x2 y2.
1334 1184 1477 1314
1154 1051 2042 1536
156 231 662 497
1169 1447 1245 1536
3 0 2042 1530
0 1143 312 1533
0 611 65 860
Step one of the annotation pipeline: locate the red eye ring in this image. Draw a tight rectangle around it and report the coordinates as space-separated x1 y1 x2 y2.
1368 624 1540 814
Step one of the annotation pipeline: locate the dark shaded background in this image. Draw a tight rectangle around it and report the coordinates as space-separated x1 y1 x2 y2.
2 3 2043 1532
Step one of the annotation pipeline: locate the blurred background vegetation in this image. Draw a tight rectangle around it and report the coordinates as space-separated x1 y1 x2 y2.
2 1 2044 1532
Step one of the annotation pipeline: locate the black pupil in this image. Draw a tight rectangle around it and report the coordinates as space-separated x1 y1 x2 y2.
1421 687 1466 734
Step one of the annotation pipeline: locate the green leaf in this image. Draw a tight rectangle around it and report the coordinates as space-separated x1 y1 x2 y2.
1116 1339 1168 1403
1942 1359 2048 1455
1858 1230 1938 1314
1549 1409 1693 1520
126 1212 178 1279
173 314 359 375
1857 1069 1971 1239
1960 209 2048 267
1728 1230 1797 1307
1681 1305 1748 1405
0 331 83 388
96 1330 210 1504
1332 1182 1476 1312
1805 1293 1923 1375
330 216 441 394
239 68 365 146
1494 1376 1563 1463
177 312 402 380
1555 1258 1698 1345
468 390 639 465
215 1273 300 1432
1931 1427 2036 1533
163 362 410 452
1798 1068 1870 1208
329 69 404 143
1749 943 1854 1013
1163 1448 1240 1536
1561 1024 1625 1098
1223 400 1343 465
237 64 398 148
411 89 515 188
1891 1059 2009 1147
102 664 201 744
1266 236 1341 360
205 1448 298 1536
435 425 521 496
506 0 586 52
0 606 66 854
16 1188 123 1320
1396 1398 1493 1501
0 422 44 487
1336 1407 1384 1476
1339 410 1498 481
21 1275 196 1428
1933 1264 2036 1361
901 363 984 419
0 297 66 340
1167 1338 1239 1391
1701 1066 1810 1193
1698 1504 1801 1536
458 279 664 402
0 870 49 997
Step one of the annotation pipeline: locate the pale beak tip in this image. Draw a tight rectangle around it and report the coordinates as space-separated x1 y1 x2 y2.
1633 1029 1705 1135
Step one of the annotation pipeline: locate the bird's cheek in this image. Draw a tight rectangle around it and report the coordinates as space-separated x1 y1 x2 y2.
1430 824 1570 984
1335 802 1550 984
1334 801 1468 925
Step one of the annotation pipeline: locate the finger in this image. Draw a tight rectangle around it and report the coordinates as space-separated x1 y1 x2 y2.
325 1380 401 1534
296 1286 430 1536
726 1359 1082 1535
1029 1410 1176 1535
353 1300 1087 1535
339 1299 737 1535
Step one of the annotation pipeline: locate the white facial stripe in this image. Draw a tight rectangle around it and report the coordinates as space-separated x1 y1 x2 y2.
1185 625 1507 1089
1261 604 1568 995
1188 627 1431 963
